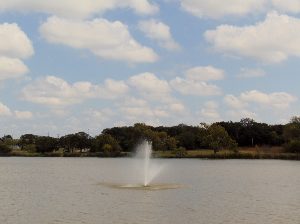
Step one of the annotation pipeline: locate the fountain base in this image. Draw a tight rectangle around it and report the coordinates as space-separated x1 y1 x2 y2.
98 182 182 191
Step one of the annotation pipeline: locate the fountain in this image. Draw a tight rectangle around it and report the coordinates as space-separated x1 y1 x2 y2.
135 140 156 187
99 140 181 190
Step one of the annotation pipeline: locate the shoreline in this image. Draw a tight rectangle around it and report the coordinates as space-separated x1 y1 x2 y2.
1 150 299 160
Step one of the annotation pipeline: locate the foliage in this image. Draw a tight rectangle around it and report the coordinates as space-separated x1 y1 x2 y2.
103 123 178 151
0 142 11 153
205 124 238 154
19 134 38 149
92 134 121 156
283 116 300 153
35 136 59 153
216 119 284 146
2 116 300 157
59 132 91 152
172 147 187 158
22 144 37 152
284 140 300 153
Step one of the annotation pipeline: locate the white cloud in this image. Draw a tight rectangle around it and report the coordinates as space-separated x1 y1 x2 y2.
21 76 129 107
0 57 29 81
121 97 148 107
0 23 34 59
168 102 186 113
185 66 224 81
102 79 130 99
128 72 171 100
84 108 114 124
200 101 221 121
180 0 266 19
227 109 257 121
0 102 12 116
237 68 266 78
240 90 297 109
0 0 158 19
138 19 180 51
120 106 168 120
224 95 248 109
0 23 33 81
170 77 221 96
14 110 33 119
40 16 158 63
225 90 297 111
205 12 300 63
180 0 300 19
272 0 300 14
170 65 223 96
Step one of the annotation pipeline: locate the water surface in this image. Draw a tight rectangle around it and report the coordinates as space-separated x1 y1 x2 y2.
0 158 299 224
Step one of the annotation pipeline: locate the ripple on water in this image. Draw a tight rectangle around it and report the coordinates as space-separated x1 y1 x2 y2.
98 182 183 191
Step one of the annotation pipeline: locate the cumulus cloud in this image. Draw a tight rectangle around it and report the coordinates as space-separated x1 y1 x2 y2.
0 57 29 81
224 95 248 109
180 0 300 18
0 23 32 81
185 66 224 81
180 0 266 19
21 76 129 107
170 77 221 96
227 109 258 121
0 23 34 59
138 19 180 51
168 102 186 113
14 110 33 119
0 0 158 19
225 90 297 110
0 102 12 116
240 90 297 109
170 65 223 96
272 0 300 14
40 16 158 63
120 106 169 121
199 101 221 121
205 12 300 63
237 68 266 78
128 72 171 100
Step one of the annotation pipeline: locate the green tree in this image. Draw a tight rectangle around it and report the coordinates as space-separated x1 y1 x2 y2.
35 136 59 153
283 116 300 153
19 134 38 150
0 142 11 154
73 132 91 152
205 124 238 154
92 134 121 156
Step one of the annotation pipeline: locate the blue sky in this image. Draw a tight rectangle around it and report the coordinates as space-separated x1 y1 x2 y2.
0 0 300 137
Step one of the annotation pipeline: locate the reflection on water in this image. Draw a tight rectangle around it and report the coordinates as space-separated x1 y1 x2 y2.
0 158 299 224
98 182 182 190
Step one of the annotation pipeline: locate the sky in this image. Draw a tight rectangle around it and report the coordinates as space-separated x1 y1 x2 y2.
0 0 300 137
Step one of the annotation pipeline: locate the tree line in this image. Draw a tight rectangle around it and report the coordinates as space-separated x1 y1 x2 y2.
1 117 300 156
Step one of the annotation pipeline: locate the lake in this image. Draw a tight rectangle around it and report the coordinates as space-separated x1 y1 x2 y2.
0 158 299 224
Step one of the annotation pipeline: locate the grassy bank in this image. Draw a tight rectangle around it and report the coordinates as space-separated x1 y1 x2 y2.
154 149 300 160
1 147 299 160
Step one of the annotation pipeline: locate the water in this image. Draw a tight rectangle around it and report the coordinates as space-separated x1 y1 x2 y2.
0 158 299 224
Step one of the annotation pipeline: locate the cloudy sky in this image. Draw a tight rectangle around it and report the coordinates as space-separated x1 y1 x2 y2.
1 0 300 137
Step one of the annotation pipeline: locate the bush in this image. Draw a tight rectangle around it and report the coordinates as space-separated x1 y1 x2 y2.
22 144 37 152
172 147 187 158
284 140 300 153
0 143 11 154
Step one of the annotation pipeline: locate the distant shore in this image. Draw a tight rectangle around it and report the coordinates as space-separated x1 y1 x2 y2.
1 147 299 160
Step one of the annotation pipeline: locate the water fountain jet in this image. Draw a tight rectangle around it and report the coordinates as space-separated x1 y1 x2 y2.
99 140 181 190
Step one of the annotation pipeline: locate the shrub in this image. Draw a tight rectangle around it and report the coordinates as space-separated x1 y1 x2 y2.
0 143 11 154
172 147 187 158
284 140 300 153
